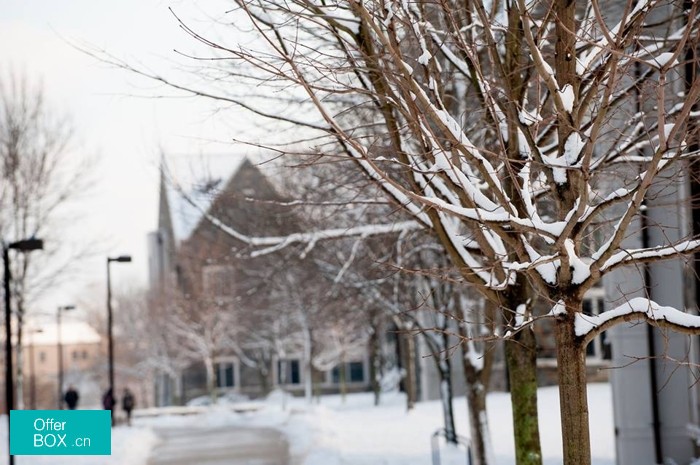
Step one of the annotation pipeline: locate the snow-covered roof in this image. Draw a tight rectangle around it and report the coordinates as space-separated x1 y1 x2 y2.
163 154 247 244
24 321 102 346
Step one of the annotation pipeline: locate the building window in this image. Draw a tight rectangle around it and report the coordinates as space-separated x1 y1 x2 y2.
72 351 78 360
583 292 612 360
331 366 340 384
215 361 236 388
277 359 301 385
82 350 88 360
349 362 365 382
39 352 46 363
331 361 366 384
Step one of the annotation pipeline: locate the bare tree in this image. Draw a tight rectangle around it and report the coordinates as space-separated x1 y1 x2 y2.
140 289 193 406
0 70 93 409
105 285 173 409
230 301 302 399
93 1 700 464
170 294 236 403
310 291 370 403
198 3 700 464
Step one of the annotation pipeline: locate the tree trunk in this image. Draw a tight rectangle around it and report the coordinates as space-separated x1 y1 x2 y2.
437 359 457 444
505 328 542 465
466 379 491 465
156 373 166 406
369 324 382 406
457 295 496 465
461 339 494 464
423 325 458 445
277 357 288 410
313 368 322 404
339 352 347 403
174 371 183 406
555 313 591 465
204 357 216 404
258 361 271 396
303 325 313 403
399 332 417 410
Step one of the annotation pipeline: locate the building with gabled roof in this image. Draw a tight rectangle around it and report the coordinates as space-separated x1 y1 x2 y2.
148 154 371 405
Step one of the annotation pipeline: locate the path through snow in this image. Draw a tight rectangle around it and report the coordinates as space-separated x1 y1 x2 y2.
147 425 289 465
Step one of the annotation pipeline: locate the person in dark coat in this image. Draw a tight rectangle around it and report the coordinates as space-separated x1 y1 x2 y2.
102 388 116 425
122 388 135 426
63 385 79 410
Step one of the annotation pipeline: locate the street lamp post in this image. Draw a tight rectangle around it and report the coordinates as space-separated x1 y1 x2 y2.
4 238 43 465
56 305 75 409
106 255 131 425
28 328 43 410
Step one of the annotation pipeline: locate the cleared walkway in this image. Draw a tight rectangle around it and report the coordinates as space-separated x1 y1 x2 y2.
147 425 289 465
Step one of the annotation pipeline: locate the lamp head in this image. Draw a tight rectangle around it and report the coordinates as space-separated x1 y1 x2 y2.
9 238 44 252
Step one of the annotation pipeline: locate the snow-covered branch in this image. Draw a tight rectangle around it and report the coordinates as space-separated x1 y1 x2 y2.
577 297 700 345
600 239 700 272
172 179 423 256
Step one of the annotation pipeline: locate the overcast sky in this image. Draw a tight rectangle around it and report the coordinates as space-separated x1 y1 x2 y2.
1 1 240 318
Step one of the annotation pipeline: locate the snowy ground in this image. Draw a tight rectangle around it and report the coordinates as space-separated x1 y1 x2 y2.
293 383 615 465
0 425 157 465
0 383 615 465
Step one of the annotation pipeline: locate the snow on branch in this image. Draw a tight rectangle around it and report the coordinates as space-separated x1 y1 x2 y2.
141 0 700 311
168 167 424 257
516 0 563 106
577 297 700 344
600 239 700 272
202 205 423 258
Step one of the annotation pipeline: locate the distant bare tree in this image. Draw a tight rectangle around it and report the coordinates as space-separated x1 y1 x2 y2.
114 286 179 409
169 294 235 403
0 70 92 408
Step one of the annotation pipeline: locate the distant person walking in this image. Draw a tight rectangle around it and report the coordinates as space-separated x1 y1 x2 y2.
63 385 79 410
122 388 135 426
102 388 116 425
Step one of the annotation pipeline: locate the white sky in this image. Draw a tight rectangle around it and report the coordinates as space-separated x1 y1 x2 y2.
1 1 242 317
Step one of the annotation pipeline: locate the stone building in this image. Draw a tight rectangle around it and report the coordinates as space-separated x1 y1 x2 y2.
147 154 371 404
